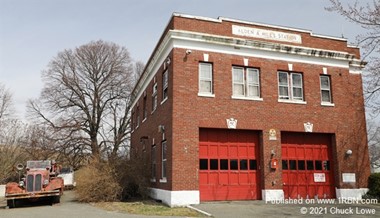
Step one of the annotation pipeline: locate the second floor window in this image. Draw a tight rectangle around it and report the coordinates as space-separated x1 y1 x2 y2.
199 63 213 95
320 75 332 103
278 71 304 101
162 70 168 101
232 67 260 98
152 83 158 112
143 95 147 120
136 106 140 128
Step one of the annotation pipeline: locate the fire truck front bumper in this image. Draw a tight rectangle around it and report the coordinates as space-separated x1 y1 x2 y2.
5 190 61 200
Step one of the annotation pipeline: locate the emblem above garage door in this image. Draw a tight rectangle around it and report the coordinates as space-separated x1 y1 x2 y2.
199 128 261 201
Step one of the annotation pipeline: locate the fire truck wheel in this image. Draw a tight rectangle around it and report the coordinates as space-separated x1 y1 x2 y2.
6 199 18 208
52 196 61 204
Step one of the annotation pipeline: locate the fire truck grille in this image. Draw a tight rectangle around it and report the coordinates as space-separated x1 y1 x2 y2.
35 174 42 191
26 174 34 192
26 174 42 192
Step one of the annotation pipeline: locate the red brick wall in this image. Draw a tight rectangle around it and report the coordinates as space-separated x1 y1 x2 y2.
131 15 370 193
170 47 369 190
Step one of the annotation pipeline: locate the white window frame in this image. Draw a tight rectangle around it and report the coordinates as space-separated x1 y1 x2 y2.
161 141 167 182
152 83 158 112
232 67 261 100
278 71 305 104
162 70 168 103
320 75 334 106
151 145 156 182
136 106 140 129
198 62 214 97
142 95 147 122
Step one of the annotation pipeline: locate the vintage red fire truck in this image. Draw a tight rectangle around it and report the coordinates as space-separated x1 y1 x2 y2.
5 160 64 208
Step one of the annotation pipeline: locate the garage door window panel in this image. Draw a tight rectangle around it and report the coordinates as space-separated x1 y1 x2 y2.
315 160 323 170
249 159 257 170
307 160 314 170
240 159 248 170
200 159 208 170
298 160 305 170
230 159 238 170
289 160 297 170
282 160 289 170
210 159 219 170
220 159 228 170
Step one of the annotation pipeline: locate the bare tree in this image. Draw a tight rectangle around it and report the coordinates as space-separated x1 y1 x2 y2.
327 0 380 115
327 0 380 171
0 83 13 121
0 119 29 183
28 40 135 159
0 84 28 183
368 122 380 171
133 61 145 85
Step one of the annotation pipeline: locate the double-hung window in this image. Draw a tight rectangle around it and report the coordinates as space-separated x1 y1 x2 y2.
320 75 332 104
278 71 304 101
162 70 168 101
232 67 260 98
151 145 156 180
142 95 147 121
199 63 213 96
152 83 158 112
136 106 140 128
161 141 167 180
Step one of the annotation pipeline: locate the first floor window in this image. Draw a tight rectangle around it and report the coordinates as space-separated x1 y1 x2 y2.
151 145 156 179
199 62 213 94
278 71 304 101
232 67 260 98
161 141 167 179
320 75 332 103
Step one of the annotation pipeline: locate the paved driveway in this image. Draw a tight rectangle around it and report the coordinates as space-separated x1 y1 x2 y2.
2 193 379 218
0 191 181 218
193 200 380 218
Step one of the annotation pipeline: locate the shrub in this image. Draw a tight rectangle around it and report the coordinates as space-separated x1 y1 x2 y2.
75 160 122 202
113 155 151 200
75 154 151 202
366 173 380 199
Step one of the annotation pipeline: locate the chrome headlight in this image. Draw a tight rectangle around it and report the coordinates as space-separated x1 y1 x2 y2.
19 181 24 187
43 179 49 185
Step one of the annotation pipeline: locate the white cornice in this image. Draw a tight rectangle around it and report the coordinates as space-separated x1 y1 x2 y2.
172 13 348 42
131 29 364 108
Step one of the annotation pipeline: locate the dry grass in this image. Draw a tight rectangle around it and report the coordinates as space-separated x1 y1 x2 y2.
94 201 206 217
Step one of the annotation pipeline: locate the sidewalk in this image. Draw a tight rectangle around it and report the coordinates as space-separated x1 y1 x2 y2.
192 200 380 218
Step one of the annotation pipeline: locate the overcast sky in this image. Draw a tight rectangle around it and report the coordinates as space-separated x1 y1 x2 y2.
0 0 369 120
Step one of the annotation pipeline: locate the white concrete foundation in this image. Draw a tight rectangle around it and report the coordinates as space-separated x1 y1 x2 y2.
0 185 5 197
335 188 369 200
262 189 284 202
149 188 200 207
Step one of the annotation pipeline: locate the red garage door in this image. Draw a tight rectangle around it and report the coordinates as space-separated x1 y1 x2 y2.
282 132 335 199
199 128 261 201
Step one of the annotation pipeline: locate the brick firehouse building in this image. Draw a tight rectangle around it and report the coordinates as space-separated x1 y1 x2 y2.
130 13 370 206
